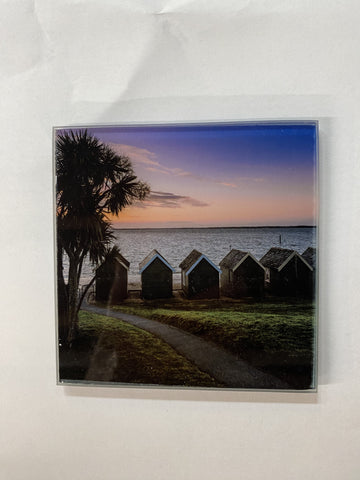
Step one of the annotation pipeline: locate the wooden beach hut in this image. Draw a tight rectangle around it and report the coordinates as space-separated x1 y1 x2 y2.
302 247 316 269
260 247 313 297
139 250 175 299
95 252 130 304
179 249 221 299
219 249 265 298
302 246 316 294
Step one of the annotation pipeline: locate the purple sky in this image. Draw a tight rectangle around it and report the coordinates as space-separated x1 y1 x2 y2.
60 122 318 228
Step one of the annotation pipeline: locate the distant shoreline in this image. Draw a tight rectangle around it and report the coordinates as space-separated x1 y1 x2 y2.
113 225 316 231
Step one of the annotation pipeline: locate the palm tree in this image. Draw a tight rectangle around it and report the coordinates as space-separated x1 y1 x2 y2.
56 130 149 344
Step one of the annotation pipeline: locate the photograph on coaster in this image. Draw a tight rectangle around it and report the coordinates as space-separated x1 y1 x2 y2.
55 121 318 390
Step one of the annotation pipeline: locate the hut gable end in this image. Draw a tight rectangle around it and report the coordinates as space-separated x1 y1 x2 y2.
260 247 294 270
220 249 265 298
139 250 174 299
220 249 265 273
114 254 130 270
302 247 316 269
179 249 202 272
179 249 221 275
179 250 220 299
139 249 175 273
219 249 248 270
279 252 313 272
260 247 313 273
95 252 129 303
96 252 130 275
260 247 314 297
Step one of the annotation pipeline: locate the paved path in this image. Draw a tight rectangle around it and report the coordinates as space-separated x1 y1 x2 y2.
82 301 288 389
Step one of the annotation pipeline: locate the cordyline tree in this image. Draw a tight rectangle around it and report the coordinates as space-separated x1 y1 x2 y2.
56 130 149 344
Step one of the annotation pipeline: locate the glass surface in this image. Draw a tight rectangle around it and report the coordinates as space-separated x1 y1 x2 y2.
55 121 318 391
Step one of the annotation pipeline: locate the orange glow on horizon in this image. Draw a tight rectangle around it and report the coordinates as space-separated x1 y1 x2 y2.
107 193 315 227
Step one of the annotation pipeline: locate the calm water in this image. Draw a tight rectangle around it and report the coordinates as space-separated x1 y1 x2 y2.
72 226 316 286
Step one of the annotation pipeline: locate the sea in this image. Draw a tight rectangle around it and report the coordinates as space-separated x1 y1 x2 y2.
72 226 316 287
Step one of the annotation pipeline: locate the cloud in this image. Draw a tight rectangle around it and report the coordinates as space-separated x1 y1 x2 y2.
106 142 263 187
106 143 160 167
145 166 173 175
137 191 209 209
217 181 238 188
107 142 196 178
144 163 195 178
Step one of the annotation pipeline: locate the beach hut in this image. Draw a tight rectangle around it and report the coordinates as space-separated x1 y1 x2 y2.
302 246 316 294
220 249 265 298
95 252 130 304
179 249 221 299
139 250 175 299
260 247 313 297
302 247 316 269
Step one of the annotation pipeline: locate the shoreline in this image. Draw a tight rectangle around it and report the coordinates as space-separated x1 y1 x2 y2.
112 225 316 231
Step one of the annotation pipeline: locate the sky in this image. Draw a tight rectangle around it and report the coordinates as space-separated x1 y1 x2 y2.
71 123 318 228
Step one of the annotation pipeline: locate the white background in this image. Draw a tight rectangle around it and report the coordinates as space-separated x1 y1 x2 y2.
1 1 360 479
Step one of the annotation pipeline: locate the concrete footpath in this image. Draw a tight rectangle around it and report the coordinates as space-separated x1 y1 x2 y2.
82 301 288 389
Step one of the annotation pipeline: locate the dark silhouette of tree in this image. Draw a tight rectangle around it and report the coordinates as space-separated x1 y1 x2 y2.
56 130 149 344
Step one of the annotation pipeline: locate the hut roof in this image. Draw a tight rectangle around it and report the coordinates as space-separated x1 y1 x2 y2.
260 247 313 272
219 249 247 269
179 249 221 275
260 247 294 269
114 253 130 270
179 249 202 271
96 252 130 272
302 247 316 268
139 249 175 274
220 249 265 272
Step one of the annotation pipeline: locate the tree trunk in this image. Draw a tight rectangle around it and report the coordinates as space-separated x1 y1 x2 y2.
67 256 80 344
76 275 96 317
57 244 69 342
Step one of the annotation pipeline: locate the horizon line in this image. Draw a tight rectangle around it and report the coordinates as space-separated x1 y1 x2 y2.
112 224 316 230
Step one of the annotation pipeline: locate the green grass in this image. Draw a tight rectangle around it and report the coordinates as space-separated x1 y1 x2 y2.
61 311 221 387
111 298 316 388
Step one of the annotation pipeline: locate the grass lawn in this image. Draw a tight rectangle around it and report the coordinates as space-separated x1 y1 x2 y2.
59 311 221 387
111 297 316 389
